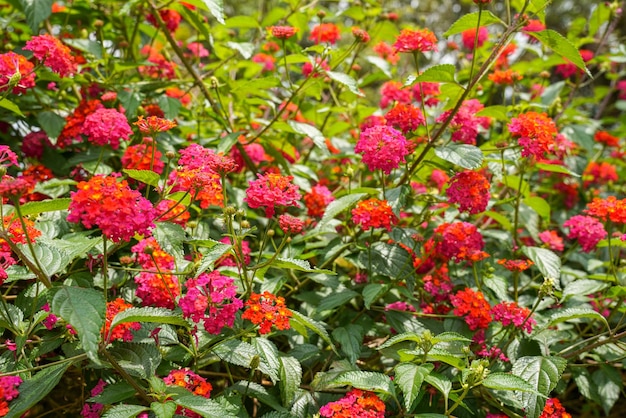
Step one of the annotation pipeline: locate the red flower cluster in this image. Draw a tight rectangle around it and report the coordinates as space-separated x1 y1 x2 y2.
445 170 491 214
351 198 398 231
585 196 626 223
508 111 558 158
310 23 341 44
139 45 177 79
242 291 292 334
57 99 104 148
146 9 181 32
269 25 298 39
244 172 300 217
433 222 488 262
594 130 619 147
303 184 335 218
393 28 438 53
539 398 572 418
461 27 489 50
0 52 36 94
355 125 410 174
279 214 305 234
373 41 400 64
132 237 179 308
491 301 536 333
385 103 425 134
583 161 618 187
163 369 212 418
379 80 411 108
102 298 140 342
450 288 492 330
67 174 157 242
319 389 386 418
24 34 77 76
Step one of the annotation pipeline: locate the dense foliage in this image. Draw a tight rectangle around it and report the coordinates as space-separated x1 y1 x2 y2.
1 0 625 417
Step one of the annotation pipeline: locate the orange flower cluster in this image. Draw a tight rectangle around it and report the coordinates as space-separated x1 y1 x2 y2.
508 111 558 158
242 291 292 334
539 398 572 418
594 130 620 147
450 288 492 330
584 196 626 223
583 161 618 187
134 115 177 136
488 69 523 85
497 259 534 272
102 298 140 342
393 28 438 53
351 198 398 231
309 23 341 44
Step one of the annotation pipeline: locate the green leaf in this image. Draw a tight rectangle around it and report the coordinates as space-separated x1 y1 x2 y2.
424 372 452 399
102 404 149 418
316 193 367 231
315 289 358 314
279 356 302 406
530 30 592 77
153 222 186 263
176 396 238 417
63 39 103 59
394 363 430 411
16 198 71 216
108 343 162 378
229 381 288 412
90 382 136 404
18 241 68 277
426 348 466 369
332 326 364 364
592 364 622 415
561 279 608 302
535 163 580 177
202 0 225 24
19 0 53 32
360 242 415 281
288 121 329 156
36 111 65 138
272 257 335 274
511 356 567 418
362 284 387 309
51 286 105 364
110 306 189 331
195 242 232 277
123 169 161 188
547 307 609 329
151 401 177 418
523 196 550 221
522 247 561 279
476 105 508 120
0 98 24 117
5 362 71 418
325 71 364 97
378 332 423 349
434 332 472 343
413 64 456 83
226 41 254 59
324 371 395 395
482 373 544 394
289 310 336 352
435 144 484 169
213 339 259 368
444 11 504 36
253 338 281 383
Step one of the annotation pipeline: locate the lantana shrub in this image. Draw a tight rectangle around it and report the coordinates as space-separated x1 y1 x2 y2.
0 0 625 417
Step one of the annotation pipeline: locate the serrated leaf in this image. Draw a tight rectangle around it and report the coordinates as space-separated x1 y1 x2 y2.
90 382 136 404
482 373 544 394
530 30 592 77
315 289 358 314
108 343 162 378
202 0 225 24
444 11 504 36
4 362 71 418
123 169 161 188
316 193 367 231
151 401 177 418
279 356 302 406
378 332 423 349
102 404 149 418
394 363 430 411
362 284 387 309
253 338 281 384
195 242 232 277
272 257 335 274
18 241 70 277
51 286 105 364
547 307 609 329
175 395 238 417
522 246 561 279
289 310 336 352
36 111 65 138
229 381 287 412
325 70 364 97
213 339 258 368
435 144 484 169
427 348 466 369
0 98 24 117
16 198 71 216
153 222 186 263
288 121 329 156
414 64 456 83
592 365 621 415
359 242 415 281
561 279 608 302
511 356 567 418
434 332 472 343
19 0 53 32
424 372 452 399
110 307 190 331
332 326 364 364
535 163 580 177
324 371 394 395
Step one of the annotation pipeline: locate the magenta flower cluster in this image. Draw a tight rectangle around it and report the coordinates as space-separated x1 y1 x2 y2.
355 125 410 174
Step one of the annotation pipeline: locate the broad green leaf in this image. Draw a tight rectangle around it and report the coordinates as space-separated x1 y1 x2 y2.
592 365 621 415
427 348 466 369
90 382 136 404
315 289 358 314
153 222 186 263
522 246 561 279
18 240 69 278
272 257 335 274
435 144 484 169
530 30 592 77
561 279 608 302
225 15 261 28
5 362 71 418
123 169 161 188
157 96 182 119
589 3 611 37
362 283 388 309
394 363 430 411
229 381 288 412
0 98 24 117
151 401 177 418
324 371 395 395
108 343 162 378
19 0 53 32
175 396 238 417
444 11 504 36
434 332 472 343
413 64 456 83
325 70 364 97
36 111 65 138
476 105 508 120
51 286 105 364
16 198 71 216
63 39 103 59
535 163 580 177
511 356 567 418
360 242 415 281
482 373 544 394
332 326 364 364
110 307 190 330
195 242 232 277
226 41 254 59
289 310 336 352
0 304 24 331
213 339 260 369
102 404 149 418
547 307 609 329
316 193 367 231
523 196 550 221
279 356 302 406
378 332 423 349
424 372 452 400
39 236 100 269
253 337 281 383
288 120 329 156
540 81 566 106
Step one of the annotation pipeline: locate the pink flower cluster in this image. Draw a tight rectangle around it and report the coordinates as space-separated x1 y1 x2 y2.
355 125 410 174
179 271 243 334
319 388 386 418
436 99 490 145
491 301 536 333
0 375 22 416
81 108 132 149
446 170 491 214
244 172 301 217
24 34 77 77
132 237 179 308
563 215 607 252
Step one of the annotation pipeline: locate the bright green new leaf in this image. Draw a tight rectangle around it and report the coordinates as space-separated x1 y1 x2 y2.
413 64 456 83
523 196 550 221
530 30 592 77
0 98 25 117
110 307 190 331
444 11 504 36
195 242 232 277
123 169 161 188
15 198 71 216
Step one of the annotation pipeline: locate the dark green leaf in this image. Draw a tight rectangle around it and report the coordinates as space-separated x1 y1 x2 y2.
362 284 387 309
289 310 336 352
547 307 609 329
561 279 608 302
228 381 287 412
36 111 65 138
195 242 232 277
272 258 335 274
151 401 177 418
482 373 544 394
592 365 621 415
279 356 302 406
424 372 452 399
90 382 137 404
19 0 53 32
108 343 162 378
332 326 364 364
102 404 149 418
110 306 189 330
394 363 430 411
511 356 567 418
315 289 358 314
253 338 281 383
